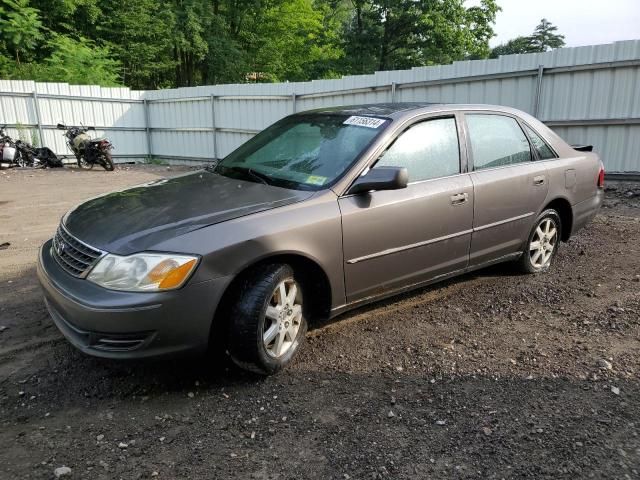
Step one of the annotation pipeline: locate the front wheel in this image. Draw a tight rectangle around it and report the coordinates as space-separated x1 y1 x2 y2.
14 150 28 168
101 151 114 171
227 264 307 375
516 209 561 274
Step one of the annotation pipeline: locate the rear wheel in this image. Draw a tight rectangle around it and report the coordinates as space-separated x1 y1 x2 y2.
516 209 561 273
77 154 93 170
227 264 307 375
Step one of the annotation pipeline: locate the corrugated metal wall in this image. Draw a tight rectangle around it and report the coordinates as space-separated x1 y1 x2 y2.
0 80 146 162
1 40 639 172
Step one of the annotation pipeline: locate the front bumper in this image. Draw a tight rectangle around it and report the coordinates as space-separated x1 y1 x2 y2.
37 239 231 359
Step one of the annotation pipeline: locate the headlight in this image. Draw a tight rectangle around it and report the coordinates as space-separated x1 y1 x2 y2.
87 253 199 292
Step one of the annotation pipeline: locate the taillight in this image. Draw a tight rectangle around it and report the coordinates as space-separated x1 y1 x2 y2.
597 161 605 189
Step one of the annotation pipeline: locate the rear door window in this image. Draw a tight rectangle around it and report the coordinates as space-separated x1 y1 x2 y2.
376 117 460 182
523 124 557 160
466 114 532 170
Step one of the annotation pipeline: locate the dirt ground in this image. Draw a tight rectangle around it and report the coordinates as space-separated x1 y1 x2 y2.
0 166 639 479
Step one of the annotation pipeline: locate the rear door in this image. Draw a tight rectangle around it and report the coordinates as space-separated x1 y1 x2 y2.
339 115 474 303
464 112 548 266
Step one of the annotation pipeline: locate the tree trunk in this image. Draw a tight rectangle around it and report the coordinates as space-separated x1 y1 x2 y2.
378 11 390 71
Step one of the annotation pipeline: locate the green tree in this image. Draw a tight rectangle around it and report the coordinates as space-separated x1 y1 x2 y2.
172 0 211 86
248 0 344 81
342 0 499 74
490 18 565 58
530 18 565 51
0 0 502 88
490 36 537 58
41 34 121 86
98 0 176 88
0 0 43 63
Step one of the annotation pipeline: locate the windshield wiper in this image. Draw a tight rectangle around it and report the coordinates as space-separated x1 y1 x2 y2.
248 168 273 186
222 165 273 186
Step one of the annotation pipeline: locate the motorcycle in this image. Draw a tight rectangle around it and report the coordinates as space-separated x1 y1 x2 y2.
57 123 114 171
0 125 63 168
13 139 63 168
0 126 17 166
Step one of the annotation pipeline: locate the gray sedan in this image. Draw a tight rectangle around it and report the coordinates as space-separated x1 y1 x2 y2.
37 103 604 374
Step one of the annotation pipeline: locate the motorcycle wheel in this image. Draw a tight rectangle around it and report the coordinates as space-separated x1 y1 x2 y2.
77 155 93 170
101 152 115 171
15 151 28 168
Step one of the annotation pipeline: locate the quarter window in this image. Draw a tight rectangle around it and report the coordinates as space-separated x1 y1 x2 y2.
466 114 532 170
523 124 556 160
376 117 460 182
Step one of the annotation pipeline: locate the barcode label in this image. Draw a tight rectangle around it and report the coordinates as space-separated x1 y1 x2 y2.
343 116 386 129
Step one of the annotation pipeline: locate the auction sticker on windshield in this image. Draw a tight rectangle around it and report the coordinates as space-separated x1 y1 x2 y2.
343 116 386 129
306 175 327 186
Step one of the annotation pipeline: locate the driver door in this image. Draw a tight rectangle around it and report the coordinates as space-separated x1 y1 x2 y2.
338 116 474 303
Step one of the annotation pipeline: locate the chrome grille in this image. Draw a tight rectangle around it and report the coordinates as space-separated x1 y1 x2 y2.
51 224 104 277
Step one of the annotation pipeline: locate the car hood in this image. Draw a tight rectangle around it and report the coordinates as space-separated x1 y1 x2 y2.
63 170 314 255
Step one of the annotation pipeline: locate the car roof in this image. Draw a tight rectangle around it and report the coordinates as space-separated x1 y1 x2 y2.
298 103 526 120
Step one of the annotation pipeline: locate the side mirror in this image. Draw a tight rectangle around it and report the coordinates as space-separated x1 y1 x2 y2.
56 123 66 130
348 166 408 195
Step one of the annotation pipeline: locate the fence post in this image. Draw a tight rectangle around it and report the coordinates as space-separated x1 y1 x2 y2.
143 99 152 159
390 82 397 103
291 92 297 114
533 64 544 117
32 90 44 147
210 94 217 161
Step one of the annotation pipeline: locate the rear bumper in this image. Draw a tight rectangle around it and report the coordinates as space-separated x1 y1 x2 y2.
37 239 231 359
571 190 604 236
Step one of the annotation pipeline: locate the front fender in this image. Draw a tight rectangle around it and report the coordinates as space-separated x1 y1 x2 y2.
153 191 346 309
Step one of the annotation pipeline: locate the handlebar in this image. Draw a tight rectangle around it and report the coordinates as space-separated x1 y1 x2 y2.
57 123 96 132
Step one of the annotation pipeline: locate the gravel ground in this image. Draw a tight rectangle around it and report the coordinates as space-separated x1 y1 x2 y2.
0 166 639 479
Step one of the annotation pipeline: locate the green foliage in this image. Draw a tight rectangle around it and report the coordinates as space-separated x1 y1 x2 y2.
97 0 176 88
490 36 538 58
145 155 168 165
530 18 565 51
15 121 29 142
249 0 344 81
0 0 505 88
0 0 43 62
41 35 121 85
342 0 500 73
491 18 565 58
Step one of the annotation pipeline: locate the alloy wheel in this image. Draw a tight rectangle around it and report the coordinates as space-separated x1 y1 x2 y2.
529 218 558 269
263 279 302 358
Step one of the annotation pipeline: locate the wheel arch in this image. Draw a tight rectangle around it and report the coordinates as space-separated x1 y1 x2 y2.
542 197 573 242
210 252 333 344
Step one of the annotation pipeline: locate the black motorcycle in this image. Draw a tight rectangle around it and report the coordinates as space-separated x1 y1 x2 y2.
57 123 114 171
13 139 63 168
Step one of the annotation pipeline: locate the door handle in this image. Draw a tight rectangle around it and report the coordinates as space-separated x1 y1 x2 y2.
533 175 546 186
450 192 468 205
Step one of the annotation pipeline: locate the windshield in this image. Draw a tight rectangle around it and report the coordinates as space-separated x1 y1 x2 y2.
214 114 390 190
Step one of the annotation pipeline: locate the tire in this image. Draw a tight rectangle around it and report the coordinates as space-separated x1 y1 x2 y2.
516 209 562 274
14 150 26 168
227 264 307 375
101 151 114 171
77 155 93 170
